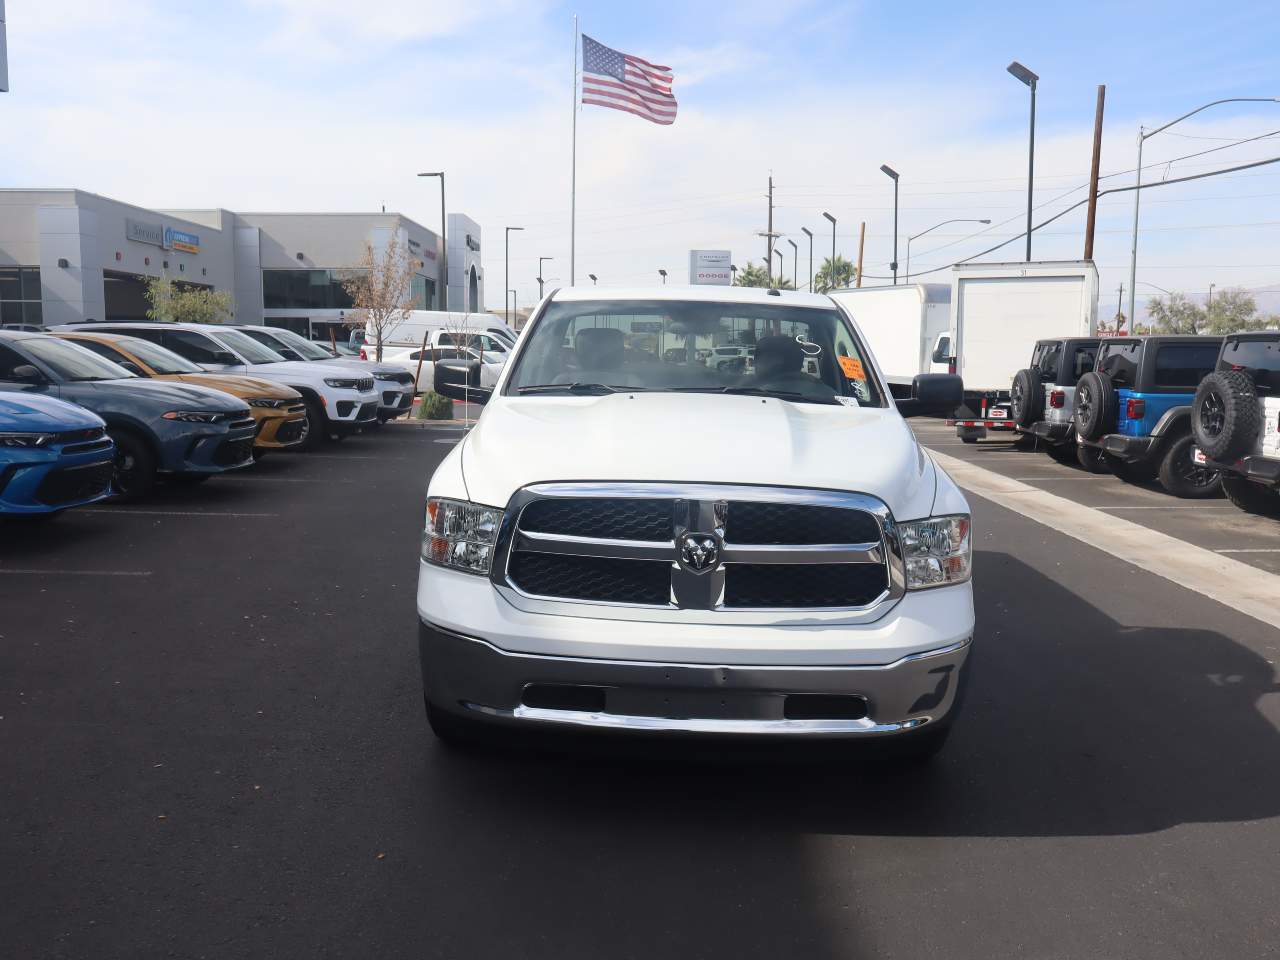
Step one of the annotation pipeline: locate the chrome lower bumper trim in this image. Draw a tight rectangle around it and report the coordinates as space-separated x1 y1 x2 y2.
466 703 931 735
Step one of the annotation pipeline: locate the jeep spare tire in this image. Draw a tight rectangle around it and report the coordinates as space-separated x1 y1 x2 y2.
1192 370 1259 461
1010 368 1044 427
1074 371 1117 441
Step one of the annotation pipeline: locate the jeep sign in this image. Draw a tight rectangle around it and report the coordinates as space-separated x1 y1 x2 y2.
689 249 731 286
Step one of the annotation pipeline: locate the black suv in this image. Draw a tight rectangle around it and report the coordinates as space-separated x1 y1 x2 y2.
1191 332 1280 517
1073 335 1223 497
1010 337 1100 459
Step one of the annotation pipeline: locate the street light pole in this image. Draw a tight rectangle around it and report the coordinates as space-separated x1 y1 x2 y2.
821 212 836 291
880 165 899 284
658 269 667 285
417 172 447 310
588 273 597 286
504 225 523 323
772 248 784 283
538 256 553 301
1127 96 1280 326
509 289 517 324
787 239 798 290
1006 61 1038 263
800 227 813 291
905 218 991 281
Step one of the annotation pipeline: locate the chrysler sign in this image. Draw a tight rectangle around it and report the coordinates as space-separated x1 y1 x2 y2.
689 249 731 286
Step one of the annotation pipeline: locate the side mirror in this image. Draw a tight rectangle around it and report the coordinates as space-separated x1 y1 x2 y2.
10 364 45 383
931 336 952 365
898 373 963 419
117 361 145 376
211 351 239 365
433 358 490 405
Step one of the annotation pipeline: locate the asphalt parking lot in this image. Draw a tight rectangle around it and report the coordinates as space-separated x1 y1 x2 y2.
4 418 1280 959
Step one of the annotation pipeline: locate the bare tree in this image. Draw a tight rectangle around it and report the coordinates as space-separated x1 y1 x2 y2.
341 235 417 361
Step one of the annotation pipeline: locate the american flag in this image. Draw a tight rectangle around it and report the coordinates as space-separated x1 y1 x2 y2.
581 34 677 126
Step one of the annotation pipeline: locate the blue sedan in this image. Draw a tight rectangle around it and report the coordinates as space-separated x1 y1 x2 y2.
0 392 116 517
0 331 258 500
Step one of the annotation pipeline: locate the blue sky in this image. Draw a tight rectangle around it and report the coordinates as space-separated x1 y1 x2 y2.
6 0 1280 315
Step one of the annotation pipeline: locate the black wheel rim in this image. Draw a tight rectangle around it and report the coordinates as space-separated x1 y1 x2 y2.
1200 391 1225 439
114 449 137 493
1012 379 1025 419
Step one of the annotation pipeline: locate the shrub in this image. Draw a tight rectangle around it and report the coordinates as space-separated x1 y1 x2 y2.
417 392 454 420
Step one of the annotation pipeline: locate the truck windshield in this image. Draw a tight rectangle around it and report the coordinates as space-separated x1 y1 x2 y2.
507 299 882 406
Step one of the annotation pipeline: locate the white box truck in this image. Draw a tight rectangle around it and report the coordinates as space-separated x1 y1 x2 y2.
828 284 952 398
942 261 1099 441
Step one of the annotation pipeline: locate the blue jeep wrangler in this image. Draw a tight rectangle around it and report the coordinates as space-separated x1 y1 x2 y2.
1073 335 1223 497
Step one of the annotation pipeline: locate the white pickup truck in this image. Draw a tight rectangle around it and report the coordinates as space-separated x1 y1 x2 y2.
417 286 974 760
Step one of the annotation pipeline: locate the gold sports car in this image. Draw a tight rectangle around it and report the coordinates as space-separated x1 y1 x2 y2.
55 331 309 451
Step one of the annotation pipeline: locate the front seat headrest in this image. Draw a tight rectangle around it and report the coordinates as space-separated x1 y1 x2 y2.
575 327 625 370
753 335 805 378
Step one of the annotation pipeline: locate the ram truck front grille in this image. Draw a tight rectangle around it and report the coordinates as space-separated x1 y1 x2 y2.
500 484 897 612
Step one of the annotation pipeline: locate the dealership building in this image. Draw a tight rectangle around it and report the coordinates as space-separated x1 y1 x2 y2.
0 189 486 339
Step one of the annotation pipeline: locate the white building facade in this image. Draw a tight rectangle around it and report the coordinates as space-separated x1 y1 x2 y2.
0 189 486 341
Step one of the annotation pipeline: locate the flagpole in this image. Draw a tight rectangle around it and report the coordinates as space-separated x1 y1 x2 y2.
569 14 578 287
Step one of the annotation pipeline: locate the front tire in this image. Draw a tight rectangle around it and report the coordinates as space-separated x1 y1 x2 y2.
300 398 326 451
1158 434 1222 498
108 428 157 501
1221 474 1280 517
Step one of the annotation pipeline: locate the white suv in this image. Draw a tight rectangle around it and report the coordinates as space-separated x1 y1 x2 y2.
418 286 973 760
68 322 381 446
235 326 415 422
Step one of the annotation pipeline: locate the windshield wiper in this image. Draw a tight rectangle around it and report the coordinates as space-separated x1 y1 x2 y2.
672 386 838 404
516 383 644 395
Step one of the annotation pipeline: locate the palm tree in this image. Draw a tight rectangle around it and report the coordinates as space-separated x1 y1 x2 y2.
814 255 855 293
733 260 795 290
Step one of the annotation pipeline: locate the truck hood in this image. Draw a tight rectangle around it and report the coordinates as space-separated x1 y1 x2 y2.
458 393 938 521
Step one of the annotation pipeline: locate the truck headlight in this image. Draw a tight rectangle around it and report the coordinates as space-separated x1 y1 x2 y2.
422 497 502 575
324 377 360 389
899 515 971 589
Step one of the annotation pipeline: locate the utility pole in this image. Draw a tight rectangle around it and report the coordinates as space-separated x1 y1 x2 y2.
1084 85 1106 260
855 221 866 288
1116 283 1125 334
766 175 774 283
1208 283 1216 312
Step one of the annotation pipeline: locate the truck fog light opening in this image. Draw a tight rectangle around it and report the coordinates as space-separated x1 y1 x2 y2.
898 515 971 589
422 497 502 575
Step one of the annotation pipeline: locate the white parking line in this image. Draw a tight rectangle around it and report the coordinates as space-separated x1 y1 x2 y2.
1217 548 1280 554
433 439 459 445
0 568 152 577
80 509 280 518
1097 504 1237 511
1009 475 1111 481
299 455 411 461
930 448 1280 631
227 477 359 484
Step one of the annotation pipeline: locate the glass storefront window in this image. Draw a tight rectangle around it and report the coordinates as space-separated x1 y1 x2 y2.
262 269 360 309
0 267 42 327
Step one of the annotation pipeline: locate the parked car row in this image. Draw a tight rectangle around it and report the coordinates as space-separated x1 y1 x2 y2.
1009 331 1280 517
0 322 415 519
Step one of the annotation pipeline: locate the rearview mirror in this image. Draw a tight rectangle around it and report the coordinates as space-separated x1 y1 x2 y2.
897 373 963 419
931 335 952 365
433 359 490 405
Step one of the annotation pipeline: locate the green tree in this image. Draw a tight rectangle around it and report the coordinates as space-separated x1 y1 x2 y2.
144 275 233 324
732 260 794 290
1205 288 1264 334
1146 292 1206 334
814 255 855 293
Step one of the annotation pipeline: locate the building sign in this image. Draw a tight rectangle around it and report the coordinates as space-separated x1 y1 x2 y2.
689 249 731 285
126 218 165 247
465 234 481 252
165 227 200 254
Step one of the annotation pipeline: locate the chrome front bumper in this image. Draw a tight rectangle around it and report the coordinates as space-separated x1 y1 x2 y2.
419 620 972 738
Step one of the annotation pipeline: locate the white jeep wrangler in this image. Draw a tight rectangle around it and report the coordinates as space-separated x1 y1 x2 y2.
418 287 974 759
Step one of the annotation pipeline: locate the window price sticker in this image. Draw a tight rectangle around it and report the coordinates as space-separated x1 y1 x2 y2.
838 356 866 380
